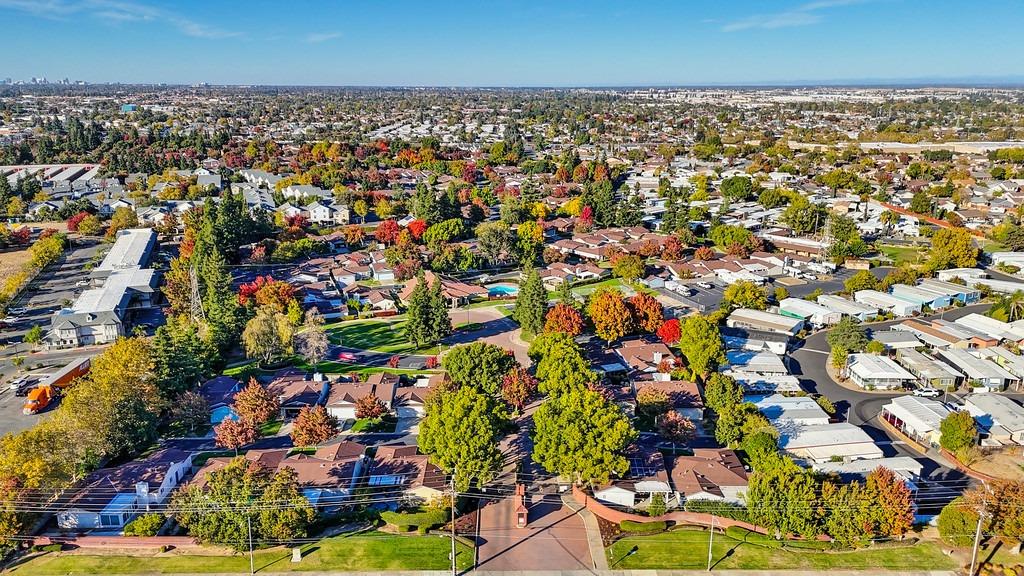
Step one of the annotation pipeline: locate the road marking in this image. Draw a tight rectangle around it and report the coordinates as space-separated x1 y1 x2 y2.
798 349 830 355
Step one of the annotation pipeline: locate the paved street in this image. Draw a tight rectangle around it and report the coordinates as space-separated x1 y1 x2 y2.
789 302 996 512
476 496 592 572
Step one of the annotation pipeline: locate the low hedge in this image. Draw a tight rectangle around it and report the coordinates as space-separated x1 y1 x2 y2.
380 508 448 530
683 499 749 522
620 520 667 533
123 513 165 537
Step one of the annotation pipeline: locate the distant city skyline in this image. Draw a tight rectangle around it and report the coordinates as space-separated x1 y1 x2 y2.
1 0 1022 87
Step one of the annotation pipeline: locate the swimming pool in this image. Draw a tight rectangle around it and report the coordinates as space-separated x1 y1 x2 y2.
487 284 519 296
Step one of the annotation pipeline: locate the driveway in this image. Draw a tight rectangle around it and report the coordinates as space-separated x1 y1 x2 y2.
475 496 592 571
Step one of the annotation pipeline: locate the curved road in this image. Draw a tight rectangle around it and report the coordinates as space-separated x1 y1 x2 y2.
789 303 993 512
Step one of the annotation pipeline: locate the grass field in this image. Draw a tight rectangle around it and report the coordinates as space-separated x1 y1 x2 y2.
10 532 474 574
570 277 655 297
606 529 956 571
877 244 925 265
324 319 437 355
0 247 33 293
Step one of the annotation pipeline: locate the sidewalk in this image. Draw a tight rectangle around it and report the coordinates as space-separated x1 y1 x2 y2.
561 491 609 571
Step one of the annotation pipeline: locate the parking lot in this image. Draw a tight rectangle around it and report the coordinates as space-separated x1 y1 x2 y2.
0 239 109 435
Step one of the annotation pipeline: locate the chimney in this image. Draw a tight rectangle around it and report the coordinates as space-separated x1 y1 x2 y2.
652 351 663 364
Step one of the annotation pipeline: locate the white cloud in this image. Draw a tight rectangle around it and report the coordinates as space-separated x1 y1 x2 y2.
305 31 342 44
722 0 870 32
0 0 240 39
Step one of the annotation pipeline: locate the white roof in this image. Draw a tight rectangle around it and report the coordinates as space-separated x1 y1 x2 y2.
779 297 836 318
813 456 923 477
727 308 803 334
855 290 921 310
95 228 155 272
963 394 1024 433
937 349 1017 383
883 395 952 434
847 354 915 381
754 394 830 425
897 349 964 380
726 350 787 374
955 313 1024 342
780 423 882 459
817 294 878 316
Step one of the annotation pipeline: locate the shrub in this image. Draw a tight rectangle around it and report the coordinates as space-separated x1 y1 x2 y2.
380 508 449 530
619 520 667 533
124 513 165 536
937 498 978 547
33 543 63 553
683 499 749 522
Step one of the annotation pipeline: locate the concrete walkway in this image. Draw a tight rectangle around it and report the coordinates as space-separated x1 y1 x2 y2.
145 570 957 576
561 491 610 571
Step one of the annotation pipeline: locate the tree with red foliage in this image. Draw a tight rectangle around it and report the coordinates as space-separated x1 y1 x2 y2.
425 356 439 369
285 214 308 229
232 378 280 426
10 227 30 245
657 410 696 443
342 224 364 246
407 219 428 240
661 236 685 260
579 205 594 229
249 244 267 263
214 418 258 454
656 318 681 345
544 303 585 337
501 366 538 411
238 276 297 312
355 394 388 419
375 220 400 245
629 293 664 333
291 406 340 446
66 211 90 232
461 162 477 183
388 355 401 368
693 246 716 261
554 165 570 183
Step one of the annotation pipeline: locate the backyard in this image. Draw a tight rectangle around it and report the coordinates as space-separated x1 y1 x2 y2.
877 244 925 266
324 319 438 355
606 529 956 571
8 532 474 574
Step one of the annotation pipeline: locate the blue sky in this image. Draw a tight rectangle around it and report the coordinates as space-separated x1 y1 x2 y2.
1 0 1022 86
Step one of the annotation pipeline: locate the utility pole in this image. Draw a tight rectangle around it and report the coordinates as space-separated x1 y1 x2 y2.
450 466 457 576
969 495 987 576
247 513 255 576
707 514 715 571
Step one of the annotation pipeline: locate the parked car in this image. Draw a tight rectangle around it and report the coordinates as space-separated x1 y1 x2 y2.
75 280 90 287
7 307 27 315
913 387 942 398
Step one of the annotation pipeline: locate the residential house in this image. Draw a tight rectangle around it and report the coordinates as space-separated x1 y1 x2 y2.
854 290 921 317
197 376 243 425
779 423 883 464
367 444 446 505
895 349 964 390
881 395 954 447
324 374 400 421
668 449 748 505
962 394 1024 445
266 370 331 419
779 298 842 327
57 449 193 530
725 308 803 337
593 448 673 510
936 348 1018 391
846 354 917 390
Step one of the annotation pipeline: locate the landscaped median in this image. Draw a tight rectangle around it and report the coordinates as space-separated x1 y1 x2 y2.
7 531 474 574
606 526 957 571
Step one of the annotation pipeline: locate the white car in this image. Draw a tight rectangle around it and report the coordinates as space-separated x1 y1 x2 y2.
75 280 90 287
913 387 942 398
7 307 27 315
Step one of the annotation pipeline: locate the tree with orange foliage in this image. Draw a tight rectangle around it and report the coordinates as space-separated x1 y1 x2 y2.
693 246 716 261
866 466 915 538
407 219 428 240
291 406 339 446
355 394 388 419
238 276 297 312
214 418 258 454
544 303 585 336
629 293 664 333
501 366 538 411
587 288 634 345
375 219 400 245
232 378 280 426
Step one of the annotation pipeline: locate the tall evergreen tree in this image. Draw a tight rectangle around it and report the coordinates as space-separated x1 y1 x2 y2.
405 271 432 348
203 251 242 357
152 317 211 401
616 190 645 227
428 276 452 344
514 269 547 337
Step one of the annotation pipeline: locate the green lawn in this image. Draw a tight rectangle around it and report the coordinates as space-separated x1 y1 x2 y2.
293 360 438 376
877 244 925 265
10 532 474 574
324 319 437 355
606 530 956 571
349 415 397 433
259 419 283 436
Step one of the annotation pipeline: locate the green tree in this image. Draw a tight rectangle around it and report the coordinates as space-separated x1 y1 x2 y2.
939 411 977 454
475 221 513 266
513 268 547 337
105 207 139 240
242 308 293 366
937 498 978 547
443 342 516 396
745 454 821 539
173 458 314 549
678 315 725 380
827 316 868 352
703 373 742 413
910 191 932 215
781 196 827 235
152 316 211 401
612 254 645 283
405 270 433 348
418 386 506 491
532 388 637 486
22 325 43 346
844 270 879 293
723 280 768 310
928 227 979 271
530 332 597 396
